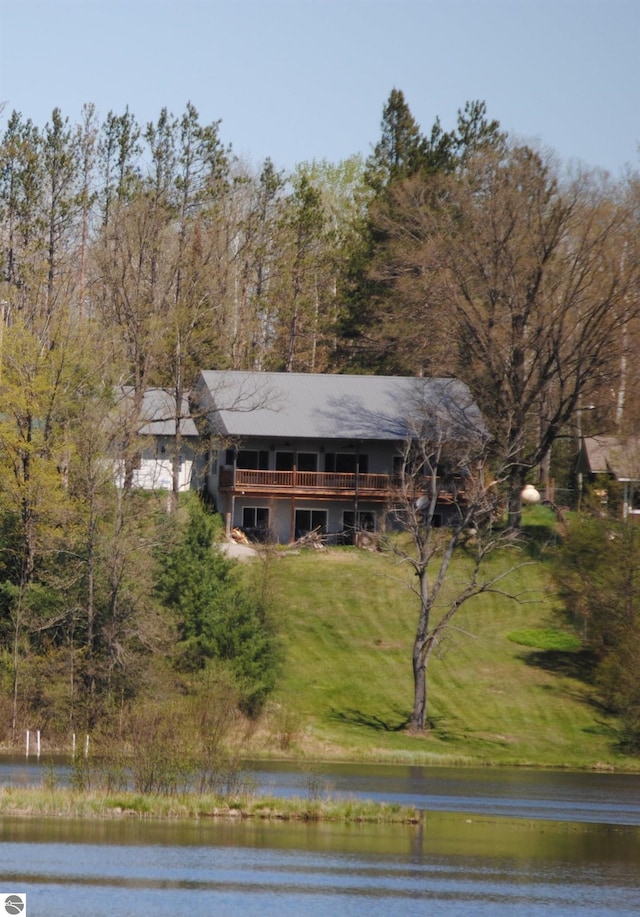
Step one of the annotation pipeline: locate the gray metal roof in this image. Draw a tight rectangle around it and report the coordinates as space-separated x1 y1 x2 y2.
196 371 483 442
118 387 199 437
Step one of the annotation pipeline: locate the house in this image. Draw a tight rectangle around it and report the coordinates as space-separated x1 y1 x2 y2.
578 435 640 520
193 370 485 544
113 387 202 492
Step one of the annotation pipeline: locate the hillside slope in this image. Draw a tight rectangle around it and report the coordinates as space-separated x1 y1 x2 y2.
259 535 638 771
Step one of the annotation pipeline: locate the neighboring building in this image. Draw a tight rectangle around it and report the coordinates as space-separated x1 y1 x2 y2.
114 387 202 492
578 435 640 520
193 370 484 544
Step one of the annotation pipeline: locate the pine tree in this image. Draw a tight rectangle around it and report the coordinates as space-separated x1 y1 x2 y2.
364 88 428 193
157 497 280 715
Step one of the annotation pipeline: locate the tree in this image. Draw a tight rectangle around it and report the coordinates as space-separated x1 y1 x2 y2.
157 496 280 716
294 155 368 370
450 100 506 167
382 380 522 731
339 92 505 372
365 144 639 527
585 171 640 438
365 92 503 193
74 103 99 318
40 108 83 325
0 313 90 732
97 107 142 228
227 157 287 369
364 88 428 193
0 111 43 310
157 103 231 504
267 172 329 371
552 514 640 751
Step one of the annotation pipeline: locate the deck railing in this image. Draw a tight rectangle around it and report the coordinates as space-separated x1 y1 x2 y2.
226 468 391 492
219 467 466 501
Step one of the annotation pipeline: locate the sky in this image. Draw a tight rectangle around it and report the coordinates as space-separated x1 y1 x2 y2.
0 0 638 177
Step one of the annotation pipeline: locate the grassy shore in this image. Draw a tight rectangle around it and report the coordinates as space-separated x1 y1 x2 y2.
253 507 640 771
0 785 420 824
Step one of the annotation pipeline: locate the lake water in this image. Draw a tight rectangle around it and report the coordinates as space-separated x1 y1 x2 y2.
1 757 639 916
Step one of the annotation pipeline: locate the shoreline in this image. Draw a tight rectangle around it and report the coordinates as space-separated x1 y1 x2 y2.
0 785 420 824
2 745 639 774
2 787 640 836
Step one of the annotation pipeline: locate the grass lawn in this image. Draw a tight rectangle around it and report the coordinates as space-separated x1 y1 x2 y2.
255 508 638 771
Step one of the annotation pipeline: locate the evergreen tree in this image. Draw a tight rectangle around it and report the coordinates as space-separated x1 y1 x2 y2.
157 497 280 716
98 107 142 227
337 91 507 373
41 108 83 325
364 88 428 193
0 111 43 309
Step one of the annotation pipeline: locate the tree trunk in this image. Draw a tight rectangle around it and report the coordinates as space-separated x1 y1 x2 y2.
411 640 427 731
507 465 526 531
411 565 431 732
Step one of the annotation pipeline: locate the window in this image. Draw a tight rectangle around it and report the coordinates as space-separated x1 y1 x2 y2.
276 451 294 471
297 452 318 472
242 507 269 530
226 449 269 470
325 453 369 474
278 452 317 471
394 456 421 477
343 511 376 532
295 509 327 538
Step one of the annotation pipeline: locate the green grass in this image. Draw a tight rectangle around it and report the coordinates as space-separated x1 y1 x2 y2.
257 508 640 771
0 785 419 824
507 629 582 652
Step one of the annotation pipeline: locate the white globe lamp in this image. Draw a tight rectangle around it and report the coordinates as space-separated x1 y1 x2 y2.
521 483 541 505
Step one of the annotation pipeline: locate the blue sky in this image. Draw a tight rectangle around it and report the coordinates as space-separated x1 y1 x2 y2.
0 0 637 176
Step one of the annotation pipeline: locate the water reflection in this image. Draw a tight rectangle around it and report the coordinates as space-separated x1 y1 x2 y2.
1 816 639 917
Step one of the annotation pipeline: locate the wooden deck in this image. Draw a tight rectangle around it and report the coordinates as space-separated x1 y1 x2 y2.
220 468 390 497
219 468 464 503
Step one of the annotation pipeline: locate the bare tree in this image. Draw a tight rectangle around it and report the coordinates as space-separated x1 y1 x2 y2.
367 145 639 527
383 380 528 732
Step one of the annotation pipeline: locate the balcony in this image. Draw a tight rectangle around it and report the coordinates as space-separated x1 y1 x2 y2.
219 467 465 503
220 467 390 496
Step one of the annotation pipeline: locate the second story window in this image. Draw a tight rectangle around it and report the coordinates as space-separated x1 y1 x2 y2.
227 449 269 470
325 453 369 474
297 453 317 472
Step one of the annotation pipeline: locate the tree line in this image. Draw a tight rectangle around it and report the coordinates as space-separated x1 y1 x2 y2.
0 90 639 743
